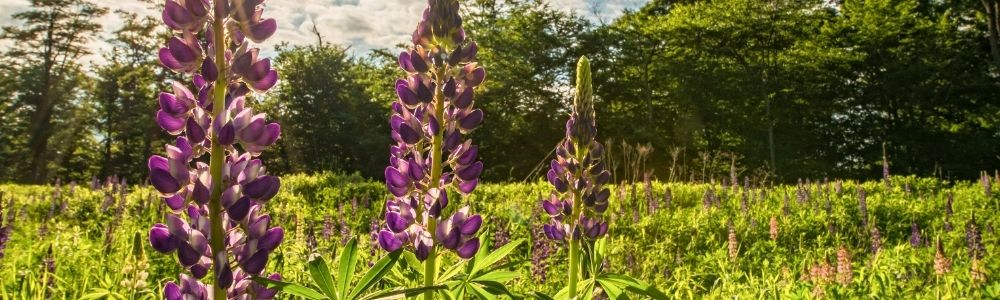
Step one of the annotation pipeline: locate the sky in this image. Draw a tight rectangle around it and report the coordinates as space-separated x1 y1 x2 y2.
0 0 647 65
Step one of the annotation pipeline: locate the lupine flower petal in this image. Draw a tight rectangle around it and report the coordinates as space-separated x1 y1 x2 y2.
456 237 480 259
378 230 402 252
150 224 179 253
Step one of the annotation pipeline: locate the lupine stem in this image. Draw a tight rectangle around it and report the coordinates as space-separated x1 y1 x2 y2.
567 208 580 299
207 10 228 300
423 67 447 300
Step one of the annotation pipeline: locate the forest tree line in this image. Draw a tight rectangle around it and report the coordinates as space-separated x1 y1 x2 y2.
1 0 999 184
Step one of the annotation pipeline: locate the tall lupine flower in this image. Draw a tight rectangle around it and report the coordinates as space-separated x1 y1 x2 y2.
769 216 779 241
933 238 952 275
377 2 485 298
0 197 10 261
540 56 610 299
966 214 985 260
870 226 883 254
147 0 282 297
944 192 954 232
727 219 738 261
663 187 672 210
644 173 655 214
836 246 852 286
882 142 890 188
909 222 923 248
858 189 868 229
982 171 992 197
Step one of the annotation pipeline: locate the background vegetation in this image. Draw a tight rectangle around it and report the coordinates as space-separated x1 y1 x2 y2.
2 0 999 184
0 174 997 298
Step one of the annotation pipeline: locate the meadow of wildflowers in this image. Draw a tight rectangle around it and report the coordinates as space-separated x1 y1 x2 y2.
0 0 998 299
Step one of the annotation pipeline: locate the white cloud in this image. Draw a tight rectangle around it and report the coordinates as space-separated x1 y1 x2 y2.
0 0 646 65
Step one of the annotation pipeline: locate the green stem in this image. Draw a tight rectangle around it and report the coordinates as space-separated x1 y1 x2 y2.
423 67 447 300
568 141 587 299
568 233 580 299
207 12 228 300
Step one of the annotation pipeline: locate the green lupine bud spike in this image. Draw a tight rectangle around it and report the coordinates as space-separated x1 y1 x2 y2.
574 56 594 123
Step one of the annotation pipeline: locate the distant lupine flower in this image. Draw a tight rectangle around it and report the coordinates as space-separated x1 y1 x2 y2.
644 173 655 214
541 57 611 244
306 226 318 252
625 253 637 272
971 257 987 286
982 171 992 197
367 218 379 267
870 226 883 254
148 0 283 294
703 188 715 210
0 198 10 260
909 222 923 248
339 218 351 246
945 192 953 216
740 189 748 214
903 183 911 195
727 219 738 260
858 189 868 228
827 221 837 235
824 195 832 214
379 0 485 261
796 179 808 204
530 211 553 283
782 192 791 216
835 180 843 195
836 246 851 286
662 187 672 210
323 214 333 241
882 146 890 187
966 214 985 259
944 217 953 232
769 216 778 241
491 216 510 249
42 245 56 292
933 238 951 275
806 259 833 285
729 162 737 193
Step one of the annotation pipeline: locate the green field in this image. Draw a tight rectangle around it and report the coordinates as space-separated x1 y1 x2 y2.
0 174 996 298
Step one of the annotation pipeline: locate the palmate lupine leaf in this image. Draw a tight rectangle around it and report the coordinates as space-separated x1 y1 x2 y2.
338 238 360 297
250 278 328 300
442 236 526 299
255 240 409 300
307 254 337 299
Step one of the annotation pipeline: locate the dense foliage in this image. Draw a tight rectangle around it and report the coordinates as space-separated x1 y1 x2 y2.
0 174 997 298
2 0 998 184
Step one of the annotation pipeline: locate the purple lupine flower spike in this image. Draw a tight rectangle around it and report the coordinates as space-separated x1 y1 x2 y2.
541 56 609 243
379 0 485 261
148 0 284 296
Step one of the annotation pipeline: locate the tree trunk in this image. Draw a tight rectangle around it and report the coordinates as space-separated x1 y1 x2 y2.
982 0 1000 69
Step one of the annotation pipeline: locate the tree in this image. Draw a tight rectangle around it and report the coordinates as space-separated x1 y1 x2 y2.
465 0 591 181
1 0 107 183
90 10 172 182
261 39 391 178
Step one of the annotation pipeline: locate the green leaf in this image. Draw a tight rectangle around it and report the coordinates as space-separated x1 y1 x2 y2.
472 271 519 283
471 238 525 275
437 258 468 282
477 280 517 298
338 238 360 298
252 276 329 300
347 250 402 300
595 277 625 300
357 285 448 300
598 274 668 299
532 291 555 300
467 282 498 300
308 254 338 300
